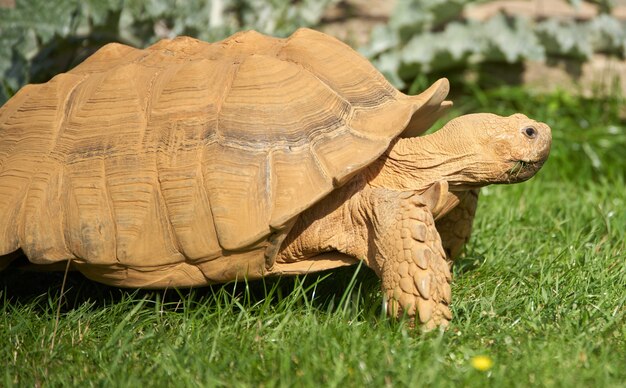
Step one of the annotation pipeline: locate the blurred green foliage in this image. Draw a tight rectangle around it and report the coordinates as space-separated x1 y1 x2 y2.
0 0 336 103
362 0 626 88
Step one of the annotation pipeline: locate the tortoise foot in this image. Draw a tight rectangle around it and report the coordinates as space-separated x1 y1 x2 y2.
379 192 452 330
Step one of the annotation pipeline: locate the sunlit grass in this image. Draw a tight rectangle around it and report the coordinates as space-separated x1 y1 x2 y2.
1 87 625 386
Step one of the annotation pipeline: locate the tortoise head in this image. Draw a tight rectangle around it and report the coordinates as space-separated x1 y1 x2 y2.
366 112 551 193
438 113 552 187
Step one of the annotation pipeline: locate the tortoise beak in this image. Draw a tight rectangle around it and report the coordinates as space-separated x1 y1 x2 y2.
506 159 545 182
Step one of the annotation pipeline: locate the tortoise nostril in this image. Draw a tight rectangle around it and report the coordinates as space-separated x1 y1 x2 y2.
523 126 537 139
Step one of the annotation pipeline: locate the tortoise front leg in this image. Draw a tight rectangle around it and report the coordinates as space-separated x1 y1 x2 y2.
435 189 479 260
370 190 452 330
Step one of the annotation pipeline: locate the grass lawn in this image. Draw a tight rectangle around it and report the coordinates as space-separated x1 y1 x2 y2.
1 85 625 386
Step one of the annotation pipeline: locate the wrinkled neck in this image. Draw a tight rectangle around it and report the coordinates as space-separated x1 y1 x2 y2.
365 127 480 192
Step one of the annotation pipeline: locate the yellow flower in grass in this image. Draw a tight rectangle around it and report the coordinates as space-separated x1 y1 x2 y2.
470 355 494 371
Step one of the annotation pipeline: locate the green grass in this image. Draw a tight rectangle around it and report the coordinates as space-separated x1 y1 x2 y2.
2 86 625 386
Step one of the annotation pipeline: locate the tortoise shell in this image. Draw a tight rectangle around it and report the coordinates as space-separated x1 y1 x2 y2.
0 28 450 286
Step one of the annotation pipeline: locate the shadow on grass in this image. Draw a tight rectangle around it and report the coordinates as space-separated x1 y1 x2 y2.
0 253 382 316
453 253 487 276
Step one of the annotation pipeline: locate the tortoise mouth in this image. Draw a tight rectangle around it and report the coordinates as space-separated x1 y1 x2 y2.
506 159 543 182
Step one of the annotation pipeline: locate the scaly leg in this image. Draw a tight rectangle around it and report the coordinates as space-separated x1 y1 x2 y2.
435 189 479 260
370 190 452 330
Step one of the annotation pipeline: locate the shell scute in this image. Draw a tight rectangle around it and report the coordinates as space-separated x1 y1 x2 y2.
202 143 272 250
311 127 385 186
279 28 397 106
219 54 352 147
70 43 144 75
269 146 333 229
1 73 83 256
154 164 222 261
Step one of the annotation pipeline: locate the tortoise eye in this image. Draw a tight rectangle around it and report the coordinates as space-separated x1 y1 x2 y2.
522 126 537 139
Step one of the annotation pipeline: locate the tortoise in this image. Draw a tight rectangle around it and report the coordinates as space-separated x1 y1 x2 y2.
0 28 551 328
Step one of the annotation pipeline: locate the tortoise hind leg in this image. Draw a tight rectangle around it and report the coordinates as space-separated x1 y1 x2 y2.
370 190 452 330
435 189 479 260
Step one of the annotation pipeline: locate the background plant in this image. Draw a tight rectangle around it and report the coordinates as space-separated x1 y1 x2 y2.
361 0 626 89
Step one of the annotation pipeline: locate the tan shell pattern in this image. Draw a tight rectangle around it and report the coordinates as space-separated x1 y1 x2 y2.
0 28 449 272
